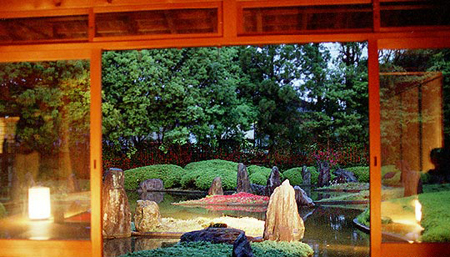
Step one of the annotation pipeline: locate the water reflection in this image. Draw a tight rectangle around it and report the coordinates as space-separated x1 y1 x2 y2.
117 191 370 257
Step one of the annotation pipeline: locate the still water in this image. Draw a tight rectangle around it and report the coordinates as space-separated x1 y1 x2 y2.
105 191 369 257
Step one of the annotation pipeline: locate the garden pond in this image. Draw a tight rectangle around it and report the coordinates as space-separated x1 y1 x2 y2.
104 189 370 257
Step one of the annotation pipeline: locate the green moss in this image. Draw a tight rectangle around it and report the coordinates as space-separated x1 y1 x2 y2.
181 160 238 190
0 202 6 219
252 240 314 257
345 166 370 183
118 240 313 257
123 164 185 190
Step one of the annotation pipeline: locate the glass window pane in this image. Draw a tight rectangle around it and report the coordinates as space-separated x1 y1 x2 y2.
381 1 450 28
0 60 90 240
241 5 372 35
379 49 450 243
0 15 88 45
95 8 218 38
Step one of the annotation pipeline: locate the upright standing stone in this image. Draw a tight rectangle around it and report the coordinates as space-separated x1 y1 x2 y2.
317 161 331 187
265 166 281 196
232 233 254 257
237 163 252 193
264 180 305 241
208 176 224 195
293 186 315 207
102 168 131 238
134 200 161 232
301 165 311 185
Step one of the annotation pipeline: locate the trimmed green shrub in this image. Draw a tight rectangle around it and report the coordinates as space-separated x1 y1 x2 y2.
181 160 238 190
248 165 271 185
118 240 314 257
283 167 303 186
345 166 370 183
283 166 318 185
123 164 185 190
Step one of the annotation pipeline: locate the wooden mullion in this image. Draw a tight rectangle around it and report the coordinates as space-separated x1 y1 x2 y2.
368 38 381 257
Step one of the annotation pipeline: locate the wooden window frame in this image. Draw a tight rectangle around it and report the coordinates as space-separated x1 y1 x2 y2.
0 1 450 257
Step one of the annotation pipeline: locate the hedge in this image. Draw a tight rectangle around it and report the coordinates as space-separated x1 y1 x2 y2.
248 165 272 185
345 166 370 183
123 164 185 190
283 166 317 185
181 159 238 190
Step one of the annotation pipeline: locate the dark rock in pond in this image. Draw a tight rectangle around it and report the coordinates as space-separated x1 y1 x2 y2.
102 168 131 238
103 237 131 257
232 232 254 257
180 227 246 244
140 178 164 192
265 166 281 196
294 186 315 207
208 176 224 195
264 180 305 242
139 191 164 203
250 184 266 196
332 168 358 183
67 173 81 193
237 163 252 193
134 200 161 232
317 161 331 187
301 165 311 185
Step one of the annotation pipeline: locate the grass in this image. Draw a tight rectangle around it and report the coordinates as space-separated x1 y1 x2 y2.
118 240 314 257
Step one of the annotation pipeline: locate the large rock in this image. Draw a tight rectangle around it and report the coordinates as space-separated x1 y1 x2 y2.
237 163 252 193
250 184 266 196
317 161 331 187
332 168 358 184
102 168 131 238
232 233 254 257
265 166 281 196
264 180 305 241
294 186 315 207
208 176 224 195
301 165 311 185
139 178 164 192
180 227 246 244
134 200 161 232
139 191 164 203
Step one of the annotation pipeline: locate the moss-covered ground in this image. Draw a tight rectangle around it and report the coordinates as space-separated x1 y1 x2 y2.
119 240 314 257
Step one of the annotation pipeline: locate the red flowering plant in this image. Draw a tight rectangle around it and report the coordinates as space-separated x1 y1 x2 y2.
312 148 341 168
173 192 269 206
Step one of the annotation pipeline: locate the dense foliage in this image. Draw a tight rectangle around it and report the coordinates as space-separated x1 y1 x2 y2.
119 240 313 257
283 166 318 186
102 43 372 164
345 166 370 183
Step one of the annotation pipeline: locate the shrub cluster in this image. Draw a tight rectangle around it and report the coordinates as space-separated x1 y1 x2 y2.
119 240 314 257
345 166 370 183
181 160 238 190
248 165 272 185
283 166 318 185
123 164 185 190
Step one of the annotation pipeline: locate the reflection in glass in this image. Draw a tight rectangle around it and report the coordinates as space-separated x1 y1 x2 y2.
0 60 90 240
379 49 450 243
